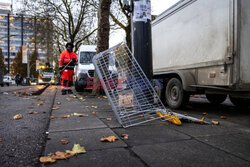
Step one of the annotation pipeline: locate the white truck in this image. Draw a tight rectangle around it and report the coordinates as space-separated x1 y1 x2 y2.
38 68 55 85
152 0 250 108
74 45 96 92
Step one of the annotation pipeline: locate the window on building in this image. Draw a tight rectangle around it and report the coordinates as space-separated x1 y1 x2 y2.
9 17 15 21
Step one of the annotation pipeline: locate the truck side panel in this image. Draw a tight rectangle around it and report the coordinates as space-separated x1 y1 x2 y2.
152 0 232 72
239 0 250 85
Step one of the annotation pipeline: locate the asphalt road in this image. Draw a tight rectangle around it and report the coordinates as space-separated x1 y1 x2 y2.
0 85 57 167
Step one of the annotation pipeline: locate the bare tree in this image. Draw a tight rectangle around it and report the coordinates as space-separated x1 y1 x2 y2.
92 0 112 95
24 0 98 53
110 0 131 49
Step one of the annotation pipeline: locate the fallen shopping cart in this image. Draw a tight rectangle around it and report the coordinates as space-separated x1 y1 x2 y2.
92 42 208 128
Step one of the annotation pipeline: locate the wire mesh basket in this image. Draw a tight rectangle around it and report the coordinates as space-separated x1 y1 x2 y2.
92 42 176 128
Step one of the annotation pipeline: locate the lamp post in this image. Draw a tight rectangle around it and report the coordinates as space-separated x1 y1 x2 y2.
123 0 152 80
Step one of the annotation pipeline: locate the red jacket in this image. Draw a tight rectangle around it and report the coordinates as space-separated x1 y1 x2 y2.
59 50 78 70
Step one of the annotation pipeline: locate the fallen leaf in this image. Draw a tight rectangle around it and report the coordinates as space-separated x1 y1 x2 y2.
57 102 61 105
203 112 208 115
66 144 86 154
121 134 129 140
61 115 70 118
220 116 227 119
13 114 22 120
29 111 38 114
91 105 98 109
73 96 77 98
39 157 56 163
0 138 2 142
50 151 74 159
139 115 144 117
103 96 108 99
106 117 112 121
61 139 69 145
66 98 71 102
52 106 59 110
50 116 55 119
37 103 43 106
85 106 89 108
92 111 97 114
200 117 205 122
211 120 219 125
72 113 88 117
100 136 118 142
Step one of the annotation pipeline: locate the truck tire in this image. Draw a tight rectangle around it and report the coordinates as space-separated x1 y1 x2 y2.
206 94 227 105
165 78 189 109
229 96 250 108
75 80 82 92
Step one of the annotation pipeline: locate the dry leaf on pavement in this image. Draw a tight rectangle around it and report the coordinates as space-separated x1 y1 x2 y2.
57 102 61 105
72 113 88 117
66 144 86 155
211 120 219 125
50 151 74 159
61 115 70 118
200 117 205 121
61 139 69 145
220 116 227 119
85 106 89 108
0 138 2 142
66 98 71 102
52 106 59 110
29 111 38 114
121 134 129 140
139 114 144 117
39 157 56 163
91 105 98 109
103 96 108 99
37 103 43 106
100 136 118 142
92 111 97 114
50 116 55 119
13 114 22 120
106 117 112 121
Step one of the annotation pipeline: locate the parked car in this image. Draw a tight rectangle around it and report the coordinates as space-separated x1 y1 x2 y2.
3 75 15 86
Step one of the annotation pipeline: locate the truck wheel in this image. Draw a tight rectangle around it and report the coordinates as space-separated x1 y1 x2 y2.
206 94 227 105
229 96 250 108
165 78 189 109
75 81 82 92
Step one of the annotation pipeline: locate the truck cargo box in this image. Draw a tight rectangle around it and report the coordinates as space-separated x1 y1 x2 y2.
152 0 250 108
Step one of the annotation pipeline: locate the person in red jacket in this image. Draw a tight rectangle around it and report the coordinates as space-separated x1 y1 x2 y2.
59 42 78 95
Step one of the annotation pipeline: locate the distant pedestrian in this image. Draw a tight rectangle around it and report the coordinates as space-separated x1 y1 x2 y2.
59 42 78 95
15 74 20 86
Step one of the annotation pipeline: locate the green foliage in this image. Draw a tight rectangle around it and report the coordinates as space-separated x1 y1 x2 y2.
0 48 7 74
13 49 27 77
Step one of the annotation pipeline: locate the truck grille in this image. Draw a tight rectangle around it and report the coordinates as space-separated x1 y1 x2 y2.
42 78 51 82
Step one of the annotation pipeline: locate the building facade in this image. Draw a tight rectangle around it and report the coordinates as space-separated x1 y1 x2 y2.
0 11 47 73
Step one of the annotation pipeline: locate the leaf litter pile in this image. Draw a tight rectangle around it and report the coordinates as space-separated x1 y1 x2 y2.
40 144 86 163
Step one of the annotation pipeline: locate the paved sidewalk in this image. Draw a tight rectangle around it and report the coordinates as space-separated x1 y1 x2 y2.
43 86 250 167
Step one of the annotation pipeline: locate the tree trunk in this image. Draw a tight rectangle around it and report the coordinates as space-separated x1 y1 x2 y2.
92 0 112 95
